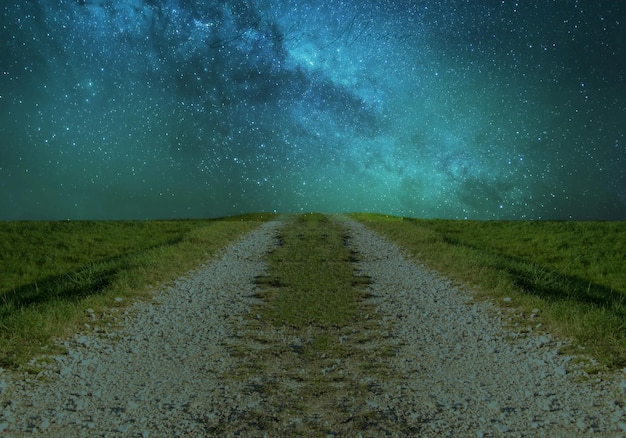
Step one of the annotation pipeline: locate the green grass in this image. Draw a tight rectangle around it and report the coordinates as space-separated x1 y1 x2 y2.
223 213 402 435
255 213 368 328
350 213 626 369
0 213 275 368
5 209 625 373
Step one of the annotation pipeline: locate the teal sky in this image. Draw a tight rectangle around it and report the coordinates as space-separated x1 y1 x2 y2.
1 0 625 220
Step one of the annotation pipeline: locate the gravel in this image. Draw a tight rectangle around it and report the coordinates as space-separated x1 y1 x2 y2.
342 218 626 436
0 220 283 437
1 217 626 436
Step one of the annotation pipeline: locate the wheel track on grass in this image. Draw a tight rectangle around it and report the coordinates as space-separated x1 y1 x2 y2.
217 215 420 435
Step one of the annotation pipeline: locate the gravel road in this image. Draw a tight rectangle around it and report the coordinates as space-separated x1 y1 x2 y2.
1 218 626 436
342 219 626 436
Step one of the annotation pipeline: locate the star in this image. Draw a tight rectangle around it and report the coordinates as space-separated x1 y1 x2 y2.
0 0 624 219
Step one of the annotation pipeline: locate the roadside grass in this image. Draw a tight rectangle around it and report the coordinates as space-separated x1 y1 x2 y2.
350 213 626 369
0 213 275 368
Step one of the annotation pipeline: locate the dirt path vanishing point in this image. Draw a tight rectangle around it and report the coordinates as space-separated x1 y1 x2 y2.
1 216 626 436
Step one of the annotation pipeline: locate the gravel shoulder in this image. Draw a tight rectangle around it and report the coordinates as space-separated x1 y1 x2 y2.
1 217 626 436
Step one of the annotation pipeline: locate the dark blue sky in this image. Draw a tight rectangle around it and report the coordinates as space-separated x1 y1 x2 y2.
1 0 625 220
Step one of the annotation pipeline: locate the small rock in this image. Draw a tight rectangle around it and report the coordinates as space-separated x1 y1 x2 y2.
487 401 499 410
493 423 509 433
39 418 50 430
537 398 552 411
537 335 550 346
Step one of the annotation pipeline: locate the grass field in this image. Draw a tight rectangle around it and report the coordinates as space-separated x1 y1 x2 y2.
0 213 275 368
2 212 625 371
350 213 626 369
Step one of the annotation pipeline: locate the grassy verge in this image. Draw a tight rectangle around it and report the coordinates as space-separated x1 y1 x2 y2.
350 213 626 369
0 213 275 369
224 213 405 435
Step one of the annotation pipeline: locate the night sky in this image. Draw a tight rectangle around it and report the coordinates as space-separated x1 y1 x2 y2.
1 1 625 220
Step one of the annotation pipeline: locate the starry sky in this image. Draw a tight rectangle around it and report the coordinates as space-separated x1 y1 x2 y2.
1 0 625 220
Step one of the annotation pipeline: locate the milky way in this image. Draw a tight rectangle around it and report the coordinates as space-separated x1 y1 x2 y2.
1 0 625 220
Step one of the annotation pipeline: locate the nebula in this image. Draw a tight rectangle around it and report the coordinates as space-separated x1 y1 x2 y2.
1 0 624 219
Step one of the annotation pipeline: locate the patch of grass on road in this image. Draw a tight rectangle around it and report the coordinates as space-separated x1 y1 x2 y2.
0 213 275 368
255 213 366 328
350 213 626 369
224 214 409 435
